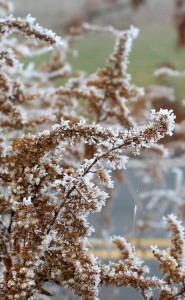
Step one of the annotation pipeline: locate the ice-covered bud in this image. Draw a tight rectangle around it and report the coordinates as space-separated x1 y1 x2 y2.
150 109 175 136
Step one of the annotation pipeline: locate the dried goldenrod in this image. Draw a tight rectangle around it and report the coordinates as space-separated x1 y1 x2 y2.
2 2 185 300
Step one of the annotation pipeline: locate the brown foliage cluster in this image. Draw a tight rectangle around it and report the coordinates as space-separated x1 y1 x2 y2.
174 0 185 47
1 1 185 300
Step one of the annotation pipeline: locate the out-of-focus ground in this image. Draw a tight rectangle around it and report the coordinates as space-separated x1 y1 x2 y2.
14 0 172 31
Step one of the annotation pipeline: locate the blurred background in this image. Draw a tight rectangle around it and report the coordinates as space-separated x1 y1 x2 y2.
14 0 185 106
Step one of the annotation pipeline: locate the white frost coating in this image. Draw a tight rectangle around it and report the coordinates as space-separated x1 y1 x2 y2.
150 245 159 252
16 44 54 57
0 14 67 48
25 14 67 48
110 25 139 74
150 109 176 136
124 26 139 62
39 129 50 136
23 196 32 205
147 85 175 103
47 64 71 79
155 67 185 78
107 155 129 170
98 169 114 188
163 214 185 270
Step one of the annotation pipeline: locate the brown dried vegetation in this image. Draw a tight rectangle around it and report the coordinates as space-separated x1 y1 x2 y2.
1 1 185 300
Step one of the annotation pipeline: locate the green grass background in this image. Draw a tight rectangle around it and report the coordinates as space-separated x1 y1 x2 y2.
67 25 185 106
28 18 185 111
